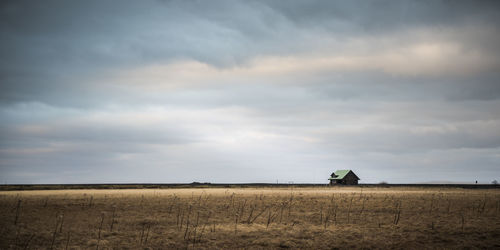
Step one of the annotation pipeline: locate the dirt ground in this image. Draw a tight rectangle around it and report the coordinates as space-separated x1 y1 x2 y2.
1 186 500 249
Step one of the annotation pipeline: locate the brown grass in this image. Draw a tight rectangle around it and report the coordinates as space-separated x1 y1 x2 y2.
1 187 500 249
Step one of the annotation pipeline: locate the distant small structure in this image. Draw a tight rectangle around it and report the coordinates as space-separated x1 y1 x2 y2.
329 170 360 185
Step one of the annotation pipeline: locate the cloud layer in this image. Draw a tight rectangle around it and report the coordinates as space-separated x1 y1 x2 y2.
1 0 500 184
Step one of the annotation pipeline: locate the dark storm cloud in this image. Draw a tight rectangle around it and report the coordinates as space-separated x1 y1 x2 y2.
263 0 500 31
2 0 500 104
1 0 499 183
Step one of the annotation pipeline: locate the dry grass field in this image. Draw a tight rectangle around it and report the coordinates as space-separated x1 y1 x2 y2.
1 186 500 249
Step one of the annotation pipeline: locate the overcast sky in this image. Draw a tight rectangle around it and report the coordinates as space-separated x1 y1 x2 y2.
1 0 499 184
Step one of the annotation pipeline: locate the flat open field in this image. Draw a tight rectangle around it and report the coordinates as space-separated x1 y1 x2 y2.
1 187 500 249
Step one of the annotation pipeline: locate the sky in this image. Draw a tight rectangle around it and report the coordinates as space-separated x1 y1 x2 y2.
1 0 500 184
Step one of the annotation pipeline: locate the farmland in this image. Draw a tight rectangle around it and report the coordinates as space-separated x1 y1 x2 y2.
1 186 500 249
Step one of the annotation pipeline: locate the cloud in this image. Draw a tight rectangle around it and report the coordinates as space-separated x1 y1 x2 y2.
1 0 500 183
2 0 500 104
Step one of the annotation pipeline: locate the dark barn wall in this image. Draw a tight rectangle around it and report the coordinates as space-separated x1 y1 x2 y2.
344 172 359 185
344 174 358 185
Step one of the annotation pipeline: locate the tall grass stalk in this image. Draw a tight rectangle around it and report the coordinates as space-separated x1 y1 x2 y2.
50 215 62 250
14 199 21 225
96 212 105 250
23 233 35 250
110 206 116 232
65 231 70 250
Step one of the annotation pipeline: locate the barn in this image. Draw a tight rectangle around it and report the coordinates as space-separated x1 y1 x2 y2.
329 170 360 185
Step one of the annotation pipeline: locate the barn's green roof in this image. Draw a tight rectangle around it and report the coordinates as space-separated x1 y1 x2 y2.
329 170 353 180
